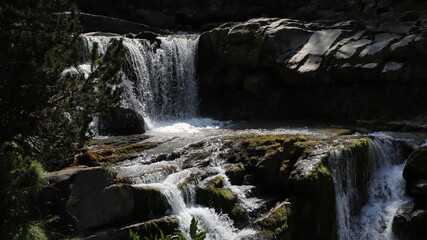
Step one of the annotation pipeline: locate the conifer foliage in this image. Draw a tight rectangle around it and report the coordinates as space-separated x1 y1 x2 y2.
0 0 124 170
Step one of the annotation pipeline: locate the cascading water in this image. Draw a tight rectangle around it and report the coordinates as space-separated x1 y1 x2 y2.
116 140 259 240
81 33 200 130
329 135 410 240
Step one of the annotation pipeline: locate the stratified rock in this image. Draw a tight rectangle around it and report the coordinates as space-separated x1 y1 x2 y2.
392 200 427 240
403 146 427 198
98 108 146 136
198 17 427 120
76 0 424 30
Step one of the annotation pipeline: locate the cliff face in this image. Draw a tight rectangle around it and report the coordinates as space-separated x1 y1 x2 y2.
197 16 427 120
75 0 427 30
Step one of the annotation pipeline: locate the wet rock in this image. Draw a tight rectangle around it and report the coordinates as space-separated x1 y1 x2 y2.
254 201 293 239
403 146 427 198
98 108 146 136
74 141 161 166
225 163 246 185
133 186 171 220
228 135 307 193
392 200 427 240
86 216 179 240
196 176 237 214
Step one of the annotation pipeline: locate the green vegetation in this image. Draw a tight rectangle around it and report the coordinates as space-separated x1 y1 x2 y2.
0 0 124 170
130 218 209 240
0 142 46 239
0 0 124 238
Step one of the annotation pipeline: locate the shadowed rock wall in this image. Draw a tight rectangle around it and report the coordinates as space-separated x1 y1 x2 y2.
198 17 427 121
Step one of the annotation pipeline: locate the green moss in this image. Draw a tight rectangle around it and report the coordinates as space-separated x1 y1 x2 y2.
115 142 161 153
26 222 48 240
308 160 332 179
196 177 237 214
230 205 247 223
212 188 236 201
257 202 293 239
178 173 198 190
209 176 225 188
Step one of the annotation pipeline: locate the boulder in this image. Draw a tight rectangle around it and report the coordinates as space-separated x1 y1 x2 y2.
254 201 293 239
98 108 146 136
392 200 427 240
41 167 171 235
226 135 307 193
198 17 427 121
403 146 427 198
133 186 171 220
196 177 237 214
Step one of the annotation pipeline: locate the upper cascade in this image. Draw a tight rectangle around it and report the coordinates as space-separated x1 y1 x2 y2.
82 33 200 130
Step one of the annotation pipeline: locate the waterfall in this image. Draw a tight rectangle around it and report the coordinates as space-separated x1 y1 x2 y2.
115 140 258 240
81 33 200 130
329 135 409 240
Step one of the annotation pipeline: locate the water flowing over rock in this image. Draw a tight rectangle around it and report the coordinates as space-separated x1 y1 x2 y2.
81 33 200 132
328 135 410 240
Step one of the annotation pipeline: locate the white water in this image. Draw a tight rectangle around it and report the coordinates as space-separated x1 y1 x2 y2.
81 33 205 132
116 140 259 240
330 135 410 240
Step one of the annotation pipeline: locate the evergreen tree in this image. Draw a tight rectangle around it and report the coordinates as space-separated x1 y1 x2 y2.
0 0 124 170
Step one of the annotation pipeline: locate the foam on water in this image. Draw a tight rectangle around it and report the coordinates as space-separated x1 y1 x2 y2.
331 133 410 240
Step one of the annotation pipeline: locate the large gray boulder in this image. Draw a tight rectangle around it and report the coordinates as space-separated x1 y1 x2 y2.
98 108 146 136
198 17 427 120
41 167 171 235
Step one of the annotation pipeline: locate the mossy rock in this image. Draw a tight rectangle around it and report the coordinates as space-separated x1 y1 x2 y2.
130 216 180 239
229 134 308 193
287 149 336 240
74 141 161 166
230 204 248 224
225 163 246 185
178 173 199 190
133 186 171 221
255 201 293 240
196 177 237 214
331 137 372 215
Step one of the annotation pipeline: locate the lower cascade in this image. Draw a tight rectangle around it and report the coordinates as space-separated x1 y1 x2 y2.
115 139 260 240
329 134 410 240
